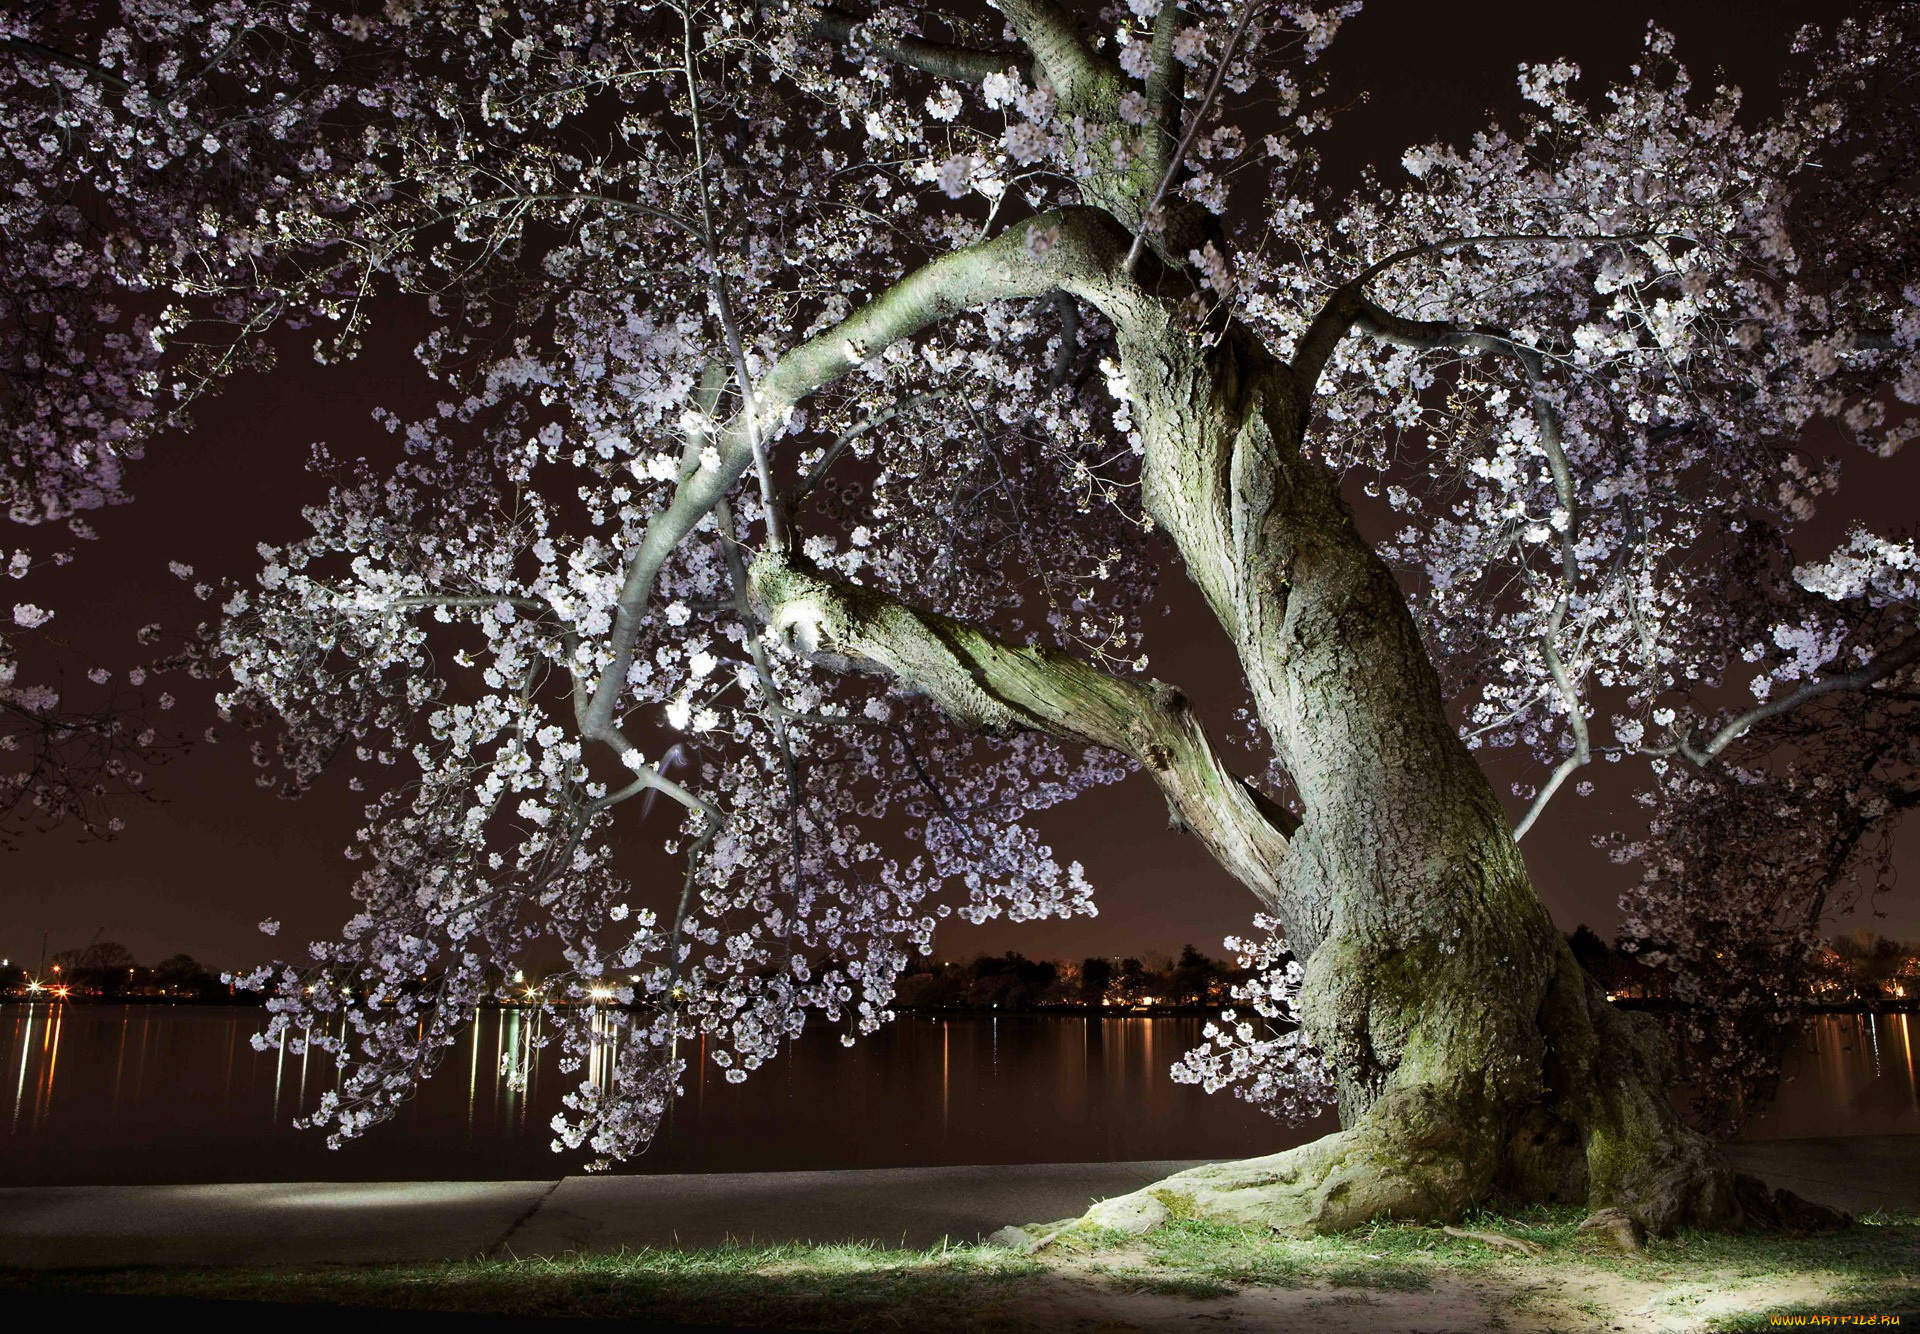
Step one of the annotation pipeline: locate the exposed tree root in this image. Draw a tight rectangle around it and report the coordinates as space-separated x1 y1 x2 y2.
1442 1225 1543 1256
1079 1123 1486 1236
1577 1208 1647 1254
1060 1123 1848 1243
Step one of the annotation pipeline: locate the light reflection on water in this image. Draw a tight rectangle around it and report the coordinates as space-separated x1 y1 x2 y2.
1 1006 1910 1186
1741 1012 1920 1140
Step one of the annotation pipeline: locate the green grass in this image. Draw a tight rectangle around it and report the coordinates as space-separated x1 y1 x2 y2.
5 1212 1917 1331
2 1240 1046 1332
1121 1208 1920 1321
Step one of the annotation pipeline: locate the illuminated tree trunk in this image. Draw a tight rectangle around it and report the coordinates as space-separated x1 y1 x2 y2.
1104 306 1738 1233
752 208 1743 1233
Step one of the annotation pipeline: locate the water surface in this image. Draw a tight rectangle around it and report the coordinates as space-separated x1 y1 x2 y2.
3 1007 1319 1185
2 1006 1911 1186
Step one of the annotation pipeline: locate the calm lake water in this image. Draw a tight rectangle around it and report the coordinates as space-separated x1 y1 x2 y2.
2 1006 1913 1186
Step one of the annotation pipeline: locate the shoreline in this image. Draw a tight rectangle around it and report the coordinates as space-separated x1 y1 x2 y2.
1 1136 1915 1260
7 996 1919 1016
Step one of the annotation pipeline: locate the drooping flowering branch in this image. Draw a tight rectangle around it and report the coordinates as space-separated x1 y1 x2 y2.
1 0 1914 1163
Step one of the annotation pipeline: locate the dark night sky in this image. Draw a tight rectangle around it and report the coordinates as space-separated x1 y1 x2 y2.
4 0 1913 974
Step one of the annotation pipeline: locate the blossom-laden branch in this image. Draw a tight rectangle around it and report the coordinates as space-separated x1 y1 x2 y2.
580 210 1082 743
1289 232 1659 395
748 552 1296 903
1 36 130 90
807 6 1026 83
1332 297 1587 840
1652 631 1920 766
681 4 788 556
1122 0 1259 276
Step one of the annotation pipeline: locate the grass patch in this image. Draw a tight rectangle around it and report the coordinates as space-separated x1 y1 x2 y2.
1134 1209 1566 1290
1142 1218 1310 1287
1708 1277 1920 1331
4 1212 1917 1331
2 1240 1044 1332
1321 1263 1429 1292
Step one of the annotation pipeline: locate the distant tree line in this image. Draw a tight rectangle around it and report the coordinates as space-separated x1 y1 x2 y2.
1806 930 1920 1007
1564 925 1673 1002
0 941 228 1001
893 945 1248 1012
12 927 1910 1012
1566 923 1920 1011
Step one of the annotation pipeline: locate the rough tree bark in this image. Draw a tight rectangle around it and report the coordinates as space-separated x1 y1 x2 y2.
749 206 1749 1235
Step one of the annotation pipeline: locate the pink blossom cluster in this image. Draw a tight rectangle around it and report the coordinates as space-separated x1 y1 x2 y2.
1 2 1914 1153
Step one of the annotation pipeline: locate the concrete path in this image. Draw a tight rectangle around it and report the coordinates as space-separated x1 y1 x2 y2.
0 1138 1910 1270
1725 1135 1920 1217
0 1179 555 1268
0 1161 1204 1269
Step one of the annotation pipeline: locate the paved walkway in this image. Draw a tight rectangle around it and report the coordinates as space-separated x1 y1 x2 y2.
1724 1135 1920 1217
0 1138 1911 1270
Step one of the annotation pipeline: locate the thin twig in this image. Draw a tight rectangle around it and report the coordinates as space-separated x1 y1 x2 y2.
680 6 788 553
1124 0 1261 276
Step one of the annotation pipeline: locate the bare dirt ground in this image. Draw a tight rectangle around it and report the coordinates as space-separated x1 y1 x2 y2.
977 1251 1897 1332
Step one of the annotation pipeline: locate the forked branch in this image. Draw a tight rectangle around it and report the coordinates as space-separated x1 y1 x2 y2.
1655 631 1920 765
747 553 1296 904
579 211 1093 741
1290 232 1656 392
809 6 1025 83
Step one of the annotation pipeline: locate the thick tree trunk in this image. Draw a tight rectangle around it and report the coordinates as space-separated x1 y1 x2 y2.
748 208 1753 1234
1078 304 1741 1234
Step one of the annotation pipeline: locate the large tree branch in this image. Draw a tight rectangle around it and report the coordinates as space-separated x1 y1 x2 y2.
993 0 1113 107
580 211 1097 742
1143 0 1188 134
809 6 1025 83
1658 632 1920 765
747 553 1296 904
